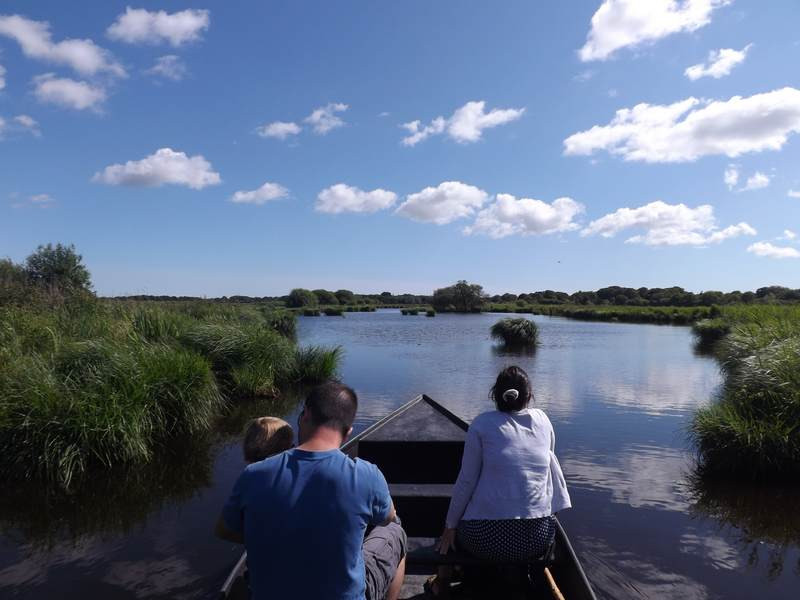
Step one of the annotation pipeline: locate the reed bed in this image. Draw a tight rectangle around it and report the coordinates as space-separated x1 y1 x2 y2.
690 306 800 479
0 300 340 488
490 318 539 348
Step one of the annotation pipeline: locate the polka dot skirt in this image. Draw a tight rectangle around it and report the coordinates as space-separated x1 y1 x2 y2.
456 517 556 562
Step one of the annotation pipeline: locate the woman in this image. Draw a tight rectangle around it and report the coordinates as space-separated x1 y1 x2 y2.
434 366 571 581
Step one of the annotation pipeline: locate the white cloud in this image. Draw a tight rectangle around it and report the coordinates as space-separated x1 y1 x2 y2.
395 181 489 225
778 229 796 241
107 8 209 47
723 165 739 190
747 241 800 259
13 114 40 136
741 171 770 191
316 184 397 214
788 189 800 198
402 100 524 146
304 103 348 135
685 45 752 80
564 88 800 163
401 118 446 147
229 182 289 205
33 74 106 111
579 0 731 62
256 121 302 140
0 14 124 77
29 193 54 205
92 147 221 189
464 194 585 239
0 63 5 90
581 200 756 246
146 55 187 81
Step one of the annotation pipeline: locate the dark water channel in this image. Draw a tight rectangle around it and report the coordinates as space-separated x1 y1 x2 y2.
1 311 799 599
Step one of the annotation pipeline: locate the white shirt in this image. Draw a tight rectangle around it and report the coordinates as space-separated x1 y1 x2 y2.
445 408 571 528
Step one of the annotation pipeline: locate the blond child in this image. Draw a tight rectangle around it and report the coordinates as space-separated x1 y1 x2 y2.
243 416 294 463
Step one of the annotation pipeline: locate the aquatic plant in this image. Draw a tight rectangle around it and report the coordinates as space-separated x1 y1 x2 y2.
324 307 344 316
302 308 321 316
490 318 539 347
691 315 800 480
426 309 436 317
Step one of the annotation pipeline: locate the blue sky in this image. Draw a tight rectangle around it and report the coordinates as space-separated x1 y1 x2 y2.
1 0 799 296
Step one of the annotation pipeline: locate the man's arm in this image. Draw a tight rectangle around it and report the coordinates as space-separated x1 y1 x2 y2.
215 514 244 544
380 500 397 526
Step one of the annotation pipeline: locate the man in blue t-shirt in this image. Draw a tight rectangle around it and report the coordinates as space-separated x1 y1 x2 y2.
215 381 407 600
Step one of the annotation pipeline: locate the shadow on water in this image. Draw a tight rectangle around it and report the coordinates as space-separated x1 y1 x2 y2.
0 392 305 549
490 344 538 358
688 473 800 579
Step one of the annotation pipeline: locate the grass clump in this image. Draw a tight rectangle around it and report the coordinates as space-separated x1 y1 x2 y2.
302 308 320 316
691 312 800 480
692 318 731 351
323 307 344 316
490 318 539 348
426 309 436 317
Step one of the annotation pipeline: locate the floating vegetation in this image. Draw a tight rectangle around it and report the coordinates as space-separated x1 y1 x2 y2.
490 317 539 348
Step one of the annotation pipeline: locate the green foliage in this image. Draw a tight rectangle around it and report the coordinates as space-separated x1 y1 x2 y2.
490 318 539 347
691 308 800 480
433 280 485 313
426 309 436 317
335 289 356 304
692 318 731 350
287 288 318 308
302 308 320 316
324 307 344 316
313 289 339 305
0 298 340 489
25 243 92 294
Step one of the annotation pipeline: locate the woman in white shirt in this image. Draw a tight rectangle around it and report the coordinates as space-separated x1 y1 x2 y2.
436 365 571 565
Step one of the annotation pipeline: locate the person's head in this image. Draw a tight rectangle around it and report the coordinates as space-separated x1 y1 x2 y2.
297 381 358 444
243 416 294 463
490 365 533 412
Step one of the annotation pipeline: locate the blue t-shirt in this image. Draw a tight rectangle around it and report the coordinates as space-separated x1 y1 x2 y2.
222 448 392 600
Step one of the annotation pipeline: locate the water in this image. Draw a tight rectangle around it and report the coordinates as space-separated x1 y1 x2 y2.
1 311 798 599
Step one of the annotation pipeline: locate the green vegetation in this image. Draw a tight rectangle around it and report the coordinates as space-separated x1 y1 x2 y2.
690 306 800 480
302 308 321 316
0 246 340 489
490 317 539 348
433 280 486 313
323 307 344 316
426 309 436 317
287 288 319 307
401 308 419 315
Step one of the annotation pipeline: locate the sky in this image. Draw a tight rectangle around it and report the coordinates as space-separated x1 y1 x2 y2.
1 0 799 297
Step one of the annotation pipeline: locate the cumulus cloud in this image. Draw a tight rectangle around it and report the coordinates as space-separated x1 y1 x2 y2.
724 165 739 190
747 241 800 259
778 229 797 241
256 121 302 140
316 184 397 214
33 74 106 111
229 182 289 205
402 101 524 146
581 201 756 246
788 189 800 198
13 114 40 136
741 171 770 191
685 45 752 80
464 194 585 239
0 63 5 90
395 181 489 225
304 103 348 134
0 14 124 77
564 88 800 163
92 147 221 189
146 55 187 81
107 7 210 46
579 0 731 62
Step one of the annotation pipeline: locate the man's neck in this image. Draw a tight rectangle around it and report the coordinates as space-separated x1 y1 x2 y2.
296 427 344 452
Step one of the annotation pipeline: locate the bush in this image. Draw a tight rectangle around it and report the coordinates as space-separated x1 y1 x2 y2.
287 288 318 308
490 318 539 347
324 307 344 316
426 309 436 317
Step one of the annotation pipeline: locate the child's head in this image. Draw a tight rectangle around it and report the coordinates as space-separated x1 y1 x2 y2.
243 416 294 463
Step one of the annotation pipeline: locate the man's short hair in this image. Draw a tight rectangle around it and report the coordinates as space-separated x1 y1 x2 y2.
304 381 358 436
243 417 294 463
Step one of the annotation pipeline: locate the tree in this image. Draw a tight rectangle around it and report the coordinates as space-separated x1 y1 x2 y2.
432 280 485 312
25 243 92 294
287 288 318 307
312 289 339 305
335 289 356 304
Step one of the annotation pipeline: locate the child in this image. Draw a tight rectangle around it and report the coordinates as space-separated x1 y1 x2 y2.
243 416 294 463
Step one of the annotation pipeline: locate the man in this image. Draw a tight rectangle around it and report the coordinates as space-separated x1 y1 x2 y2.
216 381 407 600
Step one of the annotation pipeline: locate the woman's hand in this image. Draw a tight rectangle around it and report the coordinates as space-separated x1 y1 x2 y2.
437 528 457 555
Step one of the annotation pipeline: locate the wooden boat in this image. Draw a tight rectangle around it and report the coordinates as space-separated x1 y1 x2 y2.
220 395 597 599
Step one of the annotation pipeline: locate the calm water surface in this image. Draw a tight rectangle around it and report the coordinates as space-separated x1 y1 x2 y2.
1 311 799 599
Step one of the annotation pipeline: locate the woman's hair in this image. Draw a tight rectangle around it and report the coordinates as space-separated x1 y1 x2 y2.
243 416 294 463
490 365 533 412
